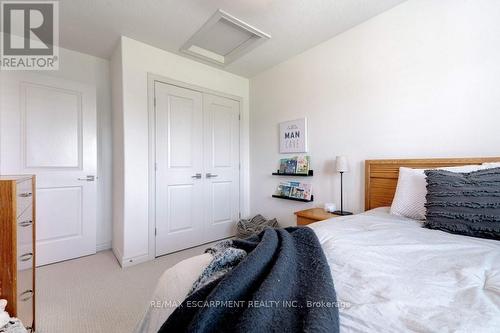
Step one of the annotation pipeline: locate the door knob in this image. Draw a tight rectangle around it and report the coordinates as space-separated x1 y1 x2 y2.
191 173 202 179
77 175 96 181
206 173 218 178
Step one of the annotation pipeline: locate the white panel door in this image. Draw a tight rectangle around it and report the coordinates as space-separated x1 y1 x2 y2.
0 72 97 266
155 82 204 256
203 94 240 241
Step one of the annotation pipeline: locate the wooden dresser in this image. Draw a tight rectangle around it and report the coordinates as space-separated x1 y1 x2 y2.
0 175 36 332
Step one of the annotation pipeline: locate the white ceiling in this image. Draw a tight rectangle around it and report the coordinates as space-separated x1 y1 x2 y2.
59 0 407 78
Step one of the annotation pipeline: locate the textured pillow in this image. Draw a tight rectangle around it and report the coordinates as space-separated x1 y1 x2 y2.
390 168 428 220
390 165 489 220
424 168 500 240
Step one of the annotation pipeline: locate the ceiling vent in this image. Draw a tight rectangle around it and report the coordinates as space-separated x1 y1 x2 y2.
180 9 271 67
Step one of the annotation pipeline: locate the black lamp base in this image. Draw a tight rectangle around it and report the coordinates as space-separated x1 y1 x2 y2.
333 211 353 216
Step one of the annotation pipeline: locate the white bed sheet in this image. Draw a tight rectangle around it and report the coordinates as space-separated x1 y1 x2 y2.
137 208 500 333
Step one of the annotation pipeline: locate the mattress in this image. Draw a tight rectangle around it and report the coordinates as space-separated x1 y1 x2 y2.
136 208 500 332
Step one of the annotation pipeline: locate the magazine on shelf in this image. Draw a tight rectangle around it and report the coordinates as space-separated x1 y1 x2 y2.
279 158 288 173
296 156 310 174
285 159 297 174
276 182 292 197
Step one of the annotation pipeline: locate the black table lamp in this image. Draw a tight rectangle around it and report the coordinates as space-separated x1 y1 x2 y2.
333 156 353 216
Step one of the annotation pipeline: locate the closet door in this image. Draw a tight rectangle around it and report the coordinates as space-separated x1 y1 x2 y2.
155 82 204 256
203 94 240 241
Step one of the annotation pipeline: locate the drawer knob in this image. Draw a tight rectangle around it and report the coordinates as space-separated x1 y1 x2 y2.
19 220 33 227
19 192 32 198
20 252 33 262
19 289 33 301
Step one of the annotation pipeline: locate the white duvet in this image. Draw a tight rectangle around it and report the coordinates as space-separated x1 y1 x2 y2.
137 208 500 333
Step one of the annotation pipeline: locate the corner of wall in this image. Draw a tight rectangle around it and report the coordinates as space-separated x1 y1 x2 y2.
110 38 125 262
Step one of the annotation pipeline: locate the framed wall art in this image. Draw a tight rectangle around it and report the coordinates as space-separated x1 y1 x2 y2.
279 118 308 153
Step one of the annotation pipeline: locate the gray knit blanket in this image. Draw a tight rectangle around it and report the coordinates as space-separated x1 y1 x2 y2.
159 227 339 333
188 240 247 296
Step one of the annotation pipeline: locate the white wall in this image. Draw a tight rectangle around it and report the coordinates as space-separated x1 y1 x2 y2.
0 46 113 250
250 0 500 226
111 36 250 266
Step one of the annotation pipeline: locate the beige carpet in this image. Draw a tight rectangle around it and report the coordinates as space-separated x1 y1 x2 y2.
36 244 213 333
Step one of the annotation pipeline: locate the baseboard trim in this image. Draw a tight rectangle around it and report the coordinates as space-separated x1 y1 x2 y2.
120 253 150 268
111 246 150 268
96 242 111 252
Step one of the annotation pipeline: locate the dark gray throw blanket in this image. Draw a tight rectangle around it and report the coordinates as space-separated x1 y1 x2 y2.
158 227 339 333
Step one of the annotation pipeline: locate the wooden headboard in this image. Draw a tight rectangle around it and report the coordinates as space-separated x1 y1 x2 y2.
364 157 500 210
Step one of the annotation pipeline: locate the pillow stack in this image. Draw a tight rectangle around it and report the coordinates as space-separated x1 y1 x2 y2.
424 168 500 240
390 164 498 220
390 163 500 240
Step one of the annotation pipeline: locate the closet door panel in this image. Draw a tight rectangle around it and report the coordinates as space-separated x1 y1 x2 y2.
155 82 204 256
203 94 240 241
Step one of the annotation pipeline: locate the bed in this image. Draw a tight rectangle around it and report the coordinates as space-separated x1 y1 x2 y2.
137 158 500 333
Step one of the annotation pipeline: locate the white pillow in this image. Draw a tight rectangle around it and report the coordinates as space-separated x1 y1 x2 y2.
390 164 497 220
482 162 500 168
390 168 427 220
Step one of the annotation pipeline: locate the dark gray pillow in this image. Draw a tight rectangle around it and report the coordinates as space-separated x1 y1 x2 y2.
424 167 500 240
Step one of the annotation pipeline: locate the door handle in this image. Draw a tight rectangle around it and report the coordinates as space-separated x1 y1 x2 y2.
191 173 202 179
19 220 33 227
206 173 218 178
19 192 32 198
20 252 33 262
78 175 96 181
19 289 34 302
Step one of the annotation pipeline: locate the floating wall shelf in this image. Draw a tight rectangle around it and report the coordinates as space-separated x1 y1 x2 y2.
272 170 313 177
272 195 314 203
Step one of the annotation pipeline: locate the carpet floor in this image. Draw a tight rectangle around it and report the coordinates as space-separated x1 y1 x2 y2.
36 244 213 333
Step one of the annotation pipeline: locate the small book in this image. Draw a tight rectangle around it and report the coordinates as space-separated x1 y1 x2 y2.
296 156 310 174
301 183 312 200
290 187 305 199
279 159 288 173
285 158 297 174
281 185 292 197
279 183 292 197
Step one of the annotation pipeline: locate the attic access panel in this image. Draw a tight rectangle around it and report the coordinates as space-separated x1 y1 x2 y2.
180 9 271 67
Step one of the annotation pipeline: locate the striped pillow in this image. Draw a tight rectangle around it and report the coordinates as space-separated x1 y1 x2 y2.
424 167 500 240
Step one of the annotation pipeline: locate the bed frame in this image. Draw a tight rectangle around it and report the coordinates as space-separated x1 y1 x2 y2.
364 157 500 211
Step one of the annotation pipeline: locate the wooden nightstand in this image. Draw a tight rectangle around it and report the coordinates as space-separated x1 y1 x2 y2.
294 208 339 226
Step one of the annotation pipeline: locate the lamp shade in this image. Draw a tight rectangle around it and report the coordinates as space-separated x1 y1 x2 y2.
336 156 349 173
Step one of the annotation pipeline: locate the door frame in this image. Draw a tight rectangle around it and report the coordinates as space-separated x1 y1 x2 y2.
147 73 244 259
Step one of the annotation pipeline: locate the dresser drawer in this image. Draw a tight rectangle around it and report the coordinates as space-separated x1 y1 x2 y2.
17 207 34 245
17 246 34 271
16 179 33 217
17 253 34 329
17 271 34 330
17 207 34 271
